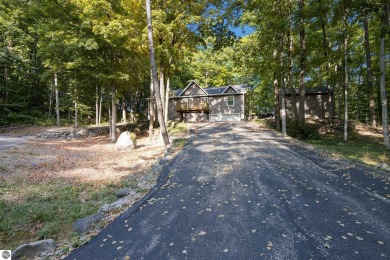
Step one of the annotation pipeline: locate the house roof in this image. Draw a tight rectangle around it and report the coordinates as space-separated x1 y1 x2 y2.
171 83 252 98
177 81 208 97
285 87 332 96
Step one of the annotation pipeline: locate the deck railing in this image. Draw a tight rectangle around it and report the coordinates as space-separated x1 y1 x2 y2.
175 102 210 112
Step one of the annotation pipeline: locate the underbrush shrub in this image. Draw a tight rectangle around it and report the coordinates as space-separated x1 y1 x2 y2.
286 119 320 140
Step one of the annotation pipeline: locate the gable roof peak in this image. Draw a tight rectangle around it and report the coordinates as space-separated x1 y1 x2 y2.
178 80 207 96
222 85 238 93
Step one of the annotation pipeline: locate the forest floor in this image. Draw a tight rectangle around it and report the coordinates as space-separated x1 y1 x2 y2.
257 118 390 167
0 123 188 252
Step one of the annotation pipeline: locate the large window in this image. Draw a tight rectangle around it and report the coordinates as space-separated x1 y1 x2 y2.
227 96 234 106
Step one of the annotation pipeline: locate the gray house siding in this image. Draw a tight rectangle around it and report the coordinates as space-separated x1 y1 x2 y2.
208 95 243 121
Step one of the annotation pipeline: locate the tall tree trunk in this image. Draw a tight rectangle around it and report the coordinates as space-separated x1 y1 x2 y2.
288 31 297 120
363 10 376 127
54 73 60 127
4 65 9 104
356 72 362 121
274 73 281 131
165 77 170 125
74 100 78 128
344 7 349 142
96 86 99 126
99 89 102 125
337 87 342 119
380 2 389 148
48 89 53 118
108 97 112 137
149 72 155 138
320 14 333 125
146 0 170 147
160 68 165 121
298 0 306 126
111 82 117 142
122 96 127 124
281 73 287 136
279 39 286 136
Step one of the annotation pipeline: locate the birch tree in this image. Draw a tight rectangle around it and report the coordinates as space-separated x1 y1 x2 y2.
380 1 389 148
146 0 169 147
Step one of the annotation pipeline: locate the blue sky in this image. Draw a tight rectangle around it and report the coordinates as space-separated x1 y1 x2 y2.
231 25 254 37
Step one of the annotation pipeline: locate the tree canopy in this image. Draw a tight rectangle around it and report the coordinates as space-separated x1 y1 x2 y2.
0 0 389 145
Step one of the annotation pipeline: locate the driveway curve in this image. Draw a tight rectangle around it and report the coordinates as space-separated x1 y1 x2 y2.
68 122 390 259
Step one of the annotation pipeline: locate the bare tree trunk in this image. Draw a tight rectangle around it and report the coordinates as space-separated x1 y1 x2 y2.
287 31 297 120
363 10 376 127
108 97 112 137
280 39 286 136
274 73 281 131
344 8 349 142
48 88 53 118
96 86 99 126
165 77 170 125
356 72 362 121
380 2 389 148
149 72 155 138
54 73 60 127
4 65 9 104
337 87 342 119
299 0 306 126
99 89 102 125
122 96 127 124
146 0 170 147
111 82 117 142
160 68 165 121
281 73 287 136
74 100 78 128
320 14 333 125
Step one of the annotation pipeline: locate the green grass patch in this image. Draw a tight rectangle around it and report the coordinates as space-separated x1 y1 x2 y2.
167 121 188 135
306 133 390 166
172 138 188 149
0 181 118 249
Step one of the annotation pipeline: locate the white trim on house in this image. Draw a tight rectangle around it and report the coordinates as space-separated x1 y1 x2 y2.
209 113 241 122
227 96 234 106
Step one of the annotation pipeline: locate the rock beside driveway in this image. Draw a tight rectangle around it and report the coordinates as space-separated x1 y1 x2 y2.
73 212 104 235
374 163 390 171
116 131 137 151
12 239 56 260
116 187 137 198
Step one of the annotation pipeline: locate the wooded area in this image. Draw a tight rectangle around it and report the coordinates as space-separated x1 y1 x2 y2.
0 0 389 144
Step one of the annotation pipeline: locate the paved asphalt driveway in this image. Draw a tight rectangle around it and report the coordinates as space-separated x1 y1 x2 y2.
68 122 390 259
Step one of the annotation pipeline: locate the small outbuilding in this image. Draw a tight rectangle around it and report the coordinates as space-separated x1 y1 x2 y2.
285 87 334 119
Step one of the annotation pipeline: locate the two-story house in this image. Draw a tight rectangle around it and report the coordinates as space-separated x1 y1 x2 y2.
167 81 252 122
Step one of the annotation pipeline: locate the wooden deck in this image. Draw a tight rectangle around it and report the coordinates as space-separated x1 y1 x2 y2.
175 102 210 113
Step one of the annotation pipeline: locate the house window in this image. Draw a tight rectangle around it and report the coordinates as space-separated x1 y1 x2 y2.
201 97 208 103
227 96 234 106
